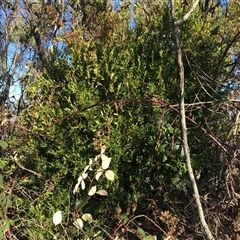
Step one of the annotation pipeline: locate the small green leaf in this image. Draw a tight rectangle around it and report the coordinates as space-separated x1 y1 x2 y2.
0 163 4 170
2 206 7 214
0 175 3 187
137 227 146 237
6 198 12 208
174 144 180 151
180 146 185 157
163 154 167 163
159 144 166 151
0 140 8 149
172 176 180 185
9 219 15 226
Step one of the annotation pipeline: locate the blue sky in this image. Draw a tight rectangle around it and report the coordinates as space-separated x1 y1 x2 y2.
8 0 136 101
113 0 136 29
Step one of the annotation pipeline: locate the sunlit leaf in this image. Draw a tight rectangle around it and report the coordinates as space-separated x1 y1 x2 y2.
88 159 93 170
96 189 108 196
88 185 97 196
73 182 80 194
83 165 90 174
50 44 54 54
53 210 62 225
132 202 137 213
74 218 83 229
81 179 85 190
94 155 100 161
82 213 93 223
101 154 111 169
82 172 88 179
105 170 115 181
95 168 103 181
93 231 101 237
143 235 157 240
100 145 106 155
77 176 83 182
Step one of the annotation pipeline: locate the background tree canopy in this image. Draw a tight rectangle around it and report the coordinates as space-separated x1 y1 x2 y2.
0 0 240 239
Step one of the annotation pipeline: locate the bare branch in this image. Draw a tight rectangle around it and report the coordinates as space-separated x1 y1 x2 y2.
170 0 215 239
175 0 200 25
214 31 240 77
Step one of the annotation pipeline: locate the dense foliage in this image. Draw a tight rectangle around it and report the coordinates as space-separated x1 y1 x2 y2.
1 0 240 239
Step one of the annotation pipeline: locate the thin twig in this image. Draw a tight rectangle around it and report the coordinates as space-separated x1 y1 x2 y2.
126 214 169 237
11 153 42 177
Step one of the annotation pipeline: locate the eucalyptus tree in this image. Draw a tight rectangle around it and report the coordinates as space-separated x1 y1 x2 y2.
0 1 26 113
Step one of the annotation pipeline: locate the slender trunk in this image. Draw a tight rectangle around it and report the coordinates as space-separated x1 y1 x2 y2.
170 1 215 239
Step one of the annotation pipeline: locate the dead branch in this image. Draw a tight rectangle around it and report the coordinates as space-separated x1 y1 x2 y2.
11 152 42 177
170 0 215 239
